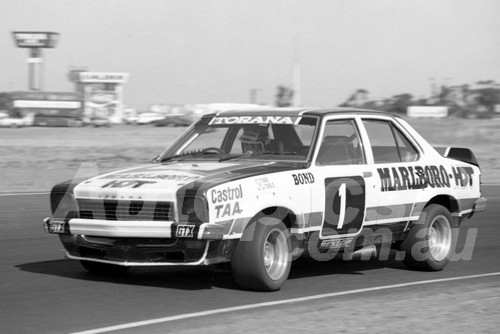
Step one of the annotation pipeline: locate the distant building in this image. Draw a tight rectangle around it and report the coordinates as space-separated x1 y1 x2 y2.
0 91 83 126
70 71 129 124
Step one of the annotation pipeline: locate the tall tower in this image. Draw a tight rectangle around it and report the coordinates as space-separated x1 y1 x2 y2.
12 31 59 91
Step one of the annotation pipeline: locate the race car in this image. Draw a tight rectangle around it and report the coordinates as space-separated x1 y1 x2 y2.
44 108 487 291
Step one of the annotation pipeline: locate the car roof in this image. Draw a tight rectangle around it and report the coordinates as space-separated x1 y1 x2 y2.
207 107 397 119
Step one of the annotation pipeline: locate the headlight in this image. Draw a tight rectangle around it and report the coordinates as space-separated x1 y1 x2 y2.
180 196 208 223
51 193 79 221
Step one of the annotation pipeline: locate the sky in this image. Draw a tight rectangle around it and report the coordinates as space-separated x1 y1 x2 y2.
1 0 500 110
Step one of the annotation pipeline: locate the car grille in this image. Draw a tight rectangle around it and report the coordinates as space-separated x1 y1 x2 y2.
77 199 174 221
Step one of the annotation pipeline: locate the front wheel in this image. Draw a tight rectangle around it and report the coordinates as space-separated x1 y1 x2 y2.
400 204 454 271
231 217 292 291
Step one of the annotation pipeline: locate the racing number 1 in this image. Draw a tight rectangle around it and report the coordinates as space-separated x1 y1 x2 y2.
336 183 347 229
322 176 366 237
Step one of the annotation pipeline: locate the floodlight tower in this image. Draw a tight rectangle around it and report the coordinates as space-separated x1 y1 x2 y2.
12 31 60 91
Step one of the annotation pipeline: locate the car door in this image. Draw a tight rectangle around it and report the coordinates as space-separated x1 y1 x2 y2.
310 117 380 240
360 117 421 231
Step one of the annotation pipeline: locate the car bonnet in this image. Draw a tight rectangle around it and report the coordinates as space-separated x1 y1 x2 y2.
72 160 306 202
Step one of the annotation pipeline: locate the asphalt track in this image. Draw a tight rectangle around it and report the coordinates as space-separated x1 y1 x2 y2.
1 186 499 334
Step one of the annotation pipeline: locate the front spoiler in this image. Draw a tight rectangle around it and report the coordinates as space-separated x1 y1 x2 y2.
43 217 226 240
65 242 211 266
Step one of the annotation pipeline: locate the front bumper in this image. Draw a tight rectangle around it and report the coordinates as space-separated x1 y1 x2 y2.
43 218 239 265
43 217 237 265
44 217 227 240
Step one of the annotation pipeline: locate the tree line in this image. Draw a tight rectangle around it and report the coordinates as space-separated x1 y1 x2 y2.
274 81 500 117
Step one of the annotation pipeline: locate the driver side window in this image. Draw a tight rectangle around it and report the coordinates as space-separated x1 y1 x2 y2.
316 119 365 165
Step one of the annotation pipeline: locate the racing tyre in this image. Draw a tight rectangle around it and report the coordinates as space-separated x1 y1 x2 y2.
80 260 130 276
400 204 454 271
231 217 292 291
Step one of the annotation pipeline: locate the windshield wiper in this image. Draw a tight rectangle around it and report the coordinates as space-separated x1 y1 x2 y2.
159 153 193 162
257 151 299 156
163 149 299 163
160 148 226 162
219 151 253 162
219 150 299 162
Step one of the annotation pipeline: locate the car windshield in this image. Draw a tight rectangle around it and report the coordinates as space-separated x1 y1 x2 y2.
158 114 319 162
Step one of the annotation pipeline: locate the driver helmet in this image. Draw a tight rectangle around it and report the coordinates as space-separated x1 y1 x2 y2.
240 125 270 153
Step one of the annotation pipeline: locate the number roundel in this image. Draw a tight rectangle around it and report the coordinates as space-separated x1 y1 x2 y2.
322 176 365 237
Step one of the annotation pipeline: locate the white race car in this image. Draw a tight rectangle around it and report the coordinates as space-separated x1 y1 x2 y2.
44 108 487 291
0 113 28 127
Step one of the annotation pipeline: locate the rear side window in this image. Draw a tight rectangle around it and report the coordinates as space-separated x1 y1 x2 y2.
393 126 419 162
363 120 418 163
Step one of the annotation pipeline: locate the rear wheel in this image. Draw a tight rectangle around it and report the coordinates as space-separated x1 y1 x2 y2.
80 260 130 276
231 217 291 291
400 204 454 271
